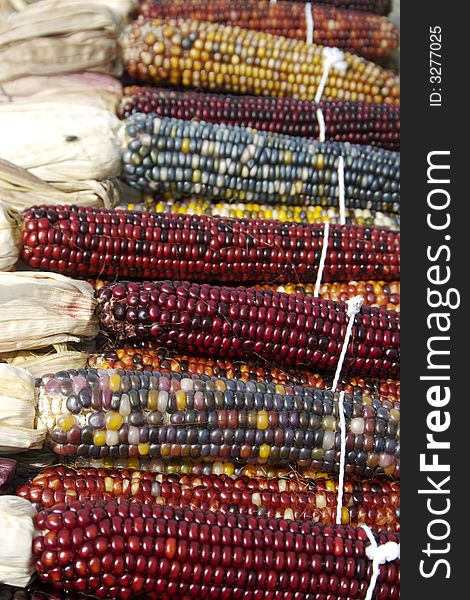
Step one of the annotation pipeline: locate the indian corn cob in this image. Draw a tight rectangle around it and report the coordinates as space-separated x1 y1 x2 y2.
38 366 400 477
73 457 401 484
121 19 400 103
94 278 401 319
97 281 400 378
72 457 296 477
259 281 400 311
95 279 400 312
128 197 400 231
118 89 400 150
21 206 401 283
121 115 400 209
90 349 401 402
135 1 399 62
274 0 392 15
17 466 400 532
29 498 399 598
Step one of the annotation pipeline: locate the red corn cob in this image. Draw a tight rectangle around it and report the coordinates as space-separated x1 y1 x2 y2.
17 466 400 533
118 89 400 150
136 1 399 61
275 0 392 15
91 348 401 402
275 0 391 15
33 498 400 599
22 206 400 284
97 280 400 379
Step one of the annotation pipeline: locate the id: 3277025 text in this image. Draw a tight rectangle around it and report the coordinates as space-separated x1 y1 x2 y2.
429 26 442 107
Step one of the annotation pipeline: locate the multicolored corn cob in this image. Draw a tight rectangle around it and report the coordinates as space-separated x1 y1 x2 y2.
32 499 400 599
258 281 400 311
135 1 399 62
119 89 400 150
121 114 400 210
17 466 400 532
22 206 401 283
90 348 401 402
39 367 400 477
128 196 400 231
97 281 400 378
75 456 243 477
74 456 401 485
121 19 400 103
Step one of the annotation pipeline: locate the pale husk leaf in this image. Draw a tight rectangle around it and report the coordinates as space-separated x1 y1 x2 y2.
0 160 138 209
0 72 123 111
0 496 36 587
0 200 21 270
0 2 123 81
0 102 123 182
0 271 98 352
0 346 89 377
0 364 46 452
0 0 137 26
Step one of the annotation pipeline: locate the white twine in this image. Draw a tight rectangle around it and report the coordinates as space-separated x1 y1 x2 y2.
270 0 277 4
305 3 314 45
338 155 346 225
360 525 401 600
313 221 330 297
331 295 364 392
316 107 326 143
335 390 346 525
331 295 364 525
314 47 348 104
314 47 348 143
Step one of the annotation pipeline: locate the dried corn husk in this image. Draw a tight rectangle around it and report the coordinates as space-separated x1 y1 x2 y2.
0 161 139 211
0 1 122 82
0 0 137 24
0 72 123 111
0 200 21 270
0 102 123 183
0 345 89 378
0 272 98 353
0 0 27 21
0 364 46 453
0 495 36 587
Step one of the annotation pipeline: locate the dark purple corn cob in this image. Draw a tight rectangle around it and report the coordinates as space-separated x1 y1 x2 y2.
97 280 400 379
119 89 400 151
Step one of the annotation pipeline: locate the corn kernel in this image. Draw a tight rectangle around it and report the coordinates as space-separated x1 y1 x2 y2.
256 410 269 430
93 430 106 446
109 374 121 393
105 412 124 431
259 444 270 459
57 414 75 432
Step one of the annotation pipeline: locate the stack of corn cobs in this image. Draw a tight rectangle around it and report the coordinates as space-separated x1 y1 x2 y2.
0 0 400 598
